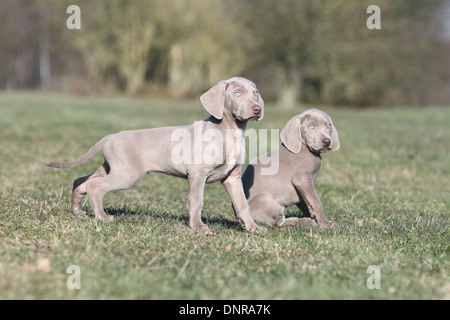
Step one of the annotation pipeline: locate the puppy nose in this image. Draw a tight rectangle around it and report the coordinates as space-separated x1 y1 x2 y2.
252 105 261 115
322 138 331 147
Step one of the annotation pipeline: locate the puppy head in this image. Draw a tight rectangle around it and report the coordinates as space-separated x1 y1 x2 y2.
200 77 264 122
281 109 340 154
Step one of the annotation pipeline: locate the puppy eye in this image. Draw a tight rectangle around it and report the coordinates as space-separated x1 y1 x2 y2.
327 123 332 128
308 125 315 130
234 91 241 97
254 91 259 97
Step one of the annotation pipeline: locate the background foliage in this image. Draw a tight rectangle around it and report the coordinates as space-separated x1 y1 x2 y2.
1 0 449 107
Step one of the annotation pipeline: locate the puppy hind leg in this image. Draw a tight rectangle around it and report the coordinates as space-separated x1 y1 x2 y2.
248 193 285 227
85 168 143 222
71 161 110 216
71 176 88 215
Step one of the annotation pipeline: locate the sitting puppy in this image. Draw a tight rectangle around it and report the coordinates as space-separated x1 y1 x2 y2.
242 109 339 227
45 77 264 232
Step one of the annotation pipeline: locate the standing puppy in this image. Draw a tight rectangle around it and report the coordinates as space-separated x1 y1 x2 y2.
45 77 264 232
242 109 339 227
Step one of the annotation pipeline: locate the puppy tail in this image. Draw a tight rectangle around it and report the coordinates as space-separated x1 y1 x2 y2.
44 137 108 169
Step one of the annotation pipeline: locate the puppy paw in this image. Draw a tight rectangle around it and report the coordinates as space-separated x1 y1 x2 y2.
190 222 210 231
245 222 267 233
318 219 337 228
96 214 114 223
72 209 87 216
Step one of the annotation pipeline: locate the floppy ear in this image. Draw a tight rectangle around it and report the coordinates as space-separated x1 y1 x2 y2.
280 115 302 153
257 96 265 121
330 119 340 151
200 80 228 120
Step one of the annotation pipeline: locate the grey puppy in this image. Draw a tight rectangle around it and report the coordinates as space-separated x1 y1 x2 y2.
242 109 339 227
45 77 264 232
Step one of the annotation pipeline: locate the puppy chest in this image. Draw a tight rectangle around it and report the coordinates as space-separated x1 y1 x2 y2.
205 148 242 183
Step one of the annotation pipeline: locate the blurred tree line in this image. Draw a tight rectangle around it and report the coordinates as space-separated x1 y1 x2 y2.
0 0 449 107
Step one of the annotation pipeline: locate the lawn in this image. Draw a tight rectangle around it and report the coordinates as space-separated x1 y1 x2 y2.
0 92 448 299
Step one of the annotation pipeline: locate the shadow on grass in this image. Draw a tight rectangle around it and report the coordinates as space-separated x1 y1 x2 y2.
105 206 242 230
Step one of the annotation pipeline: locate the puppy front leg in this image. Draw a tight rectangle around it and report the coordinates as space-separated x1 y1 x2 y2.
292 175 334 227
187 174 208 230
222 167 264 232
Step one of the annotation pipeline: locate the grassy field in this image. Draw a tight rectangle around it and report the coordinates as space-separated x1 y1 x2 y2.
0 92 448 299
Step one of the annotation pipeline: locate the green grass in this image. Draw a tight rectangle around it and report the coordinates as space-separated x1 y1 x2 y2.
0 92 448 299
